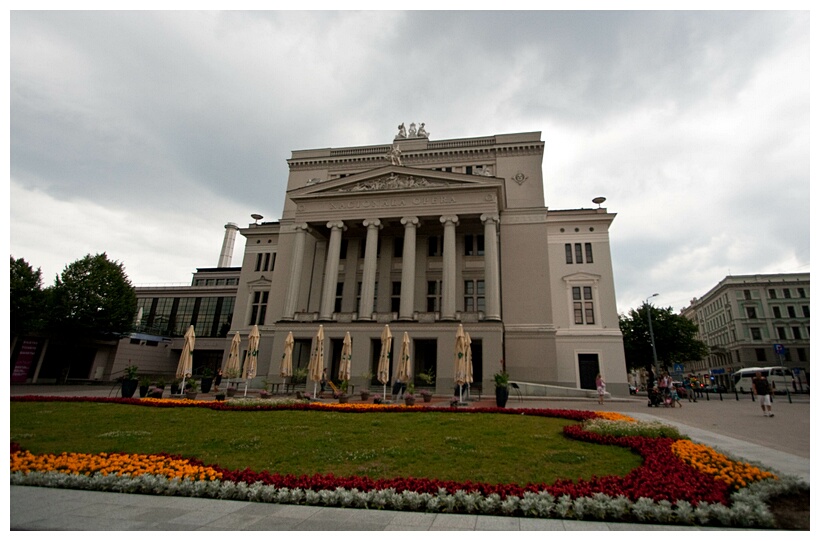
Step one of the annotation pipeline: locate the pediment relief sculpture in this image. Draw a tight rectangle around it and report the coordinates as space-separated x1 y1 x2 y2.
334 173 451 193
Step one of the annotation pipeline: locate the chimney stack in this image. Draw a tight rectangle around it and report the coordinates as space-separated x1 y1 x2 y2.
218 223 240 267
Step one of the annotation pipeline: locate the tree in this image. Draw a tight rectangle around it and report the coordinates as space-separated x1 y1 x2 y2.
48 253 137 339
619 304 709 373
10 256 47 338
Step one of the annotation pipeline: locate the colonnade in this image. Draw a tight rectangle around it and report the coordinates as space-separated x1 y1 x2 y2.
283 214 501 322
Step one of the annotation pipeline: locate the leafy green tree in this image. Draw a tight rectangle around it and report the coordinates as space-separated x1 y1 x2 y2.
48 253 137 339
619 304 708 373
10 256 47 337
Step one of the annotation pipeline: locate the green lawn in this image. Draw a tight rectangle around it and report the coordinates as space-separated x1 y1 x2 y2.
10 402 642 486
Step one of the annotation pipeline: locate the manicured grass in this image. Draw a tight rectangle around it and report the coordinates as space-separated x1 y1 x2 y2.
10 402 642 486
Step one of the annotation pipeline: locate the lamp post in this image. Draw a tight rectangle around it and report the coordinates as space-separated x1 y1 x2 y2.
645 293 660 380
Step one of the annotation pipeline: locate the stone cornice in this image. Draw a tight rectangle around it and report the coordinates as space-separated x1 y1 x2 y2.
287 135 544 171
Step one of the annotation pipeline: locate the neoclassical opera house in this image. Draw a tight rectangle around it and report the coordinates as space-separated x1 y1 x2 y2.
229 125 628 395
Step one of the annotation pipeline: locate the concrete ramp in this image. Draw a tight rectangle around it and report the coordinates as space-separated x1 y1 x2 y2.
509 381 600 399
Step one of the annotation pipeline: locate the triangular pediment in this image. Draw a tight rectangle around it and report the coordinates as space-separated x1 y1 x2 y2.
289 165 502 199
561 272 602 283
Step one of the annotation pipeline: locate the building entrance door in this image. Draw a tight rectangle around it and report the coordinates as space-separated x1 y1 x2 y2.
578 353 600 390
413 339 437 386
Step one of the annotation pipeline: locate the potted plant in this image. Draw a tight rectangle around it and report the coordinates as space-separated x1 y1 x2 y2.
155 377 166 391
199 367 214 393
404 383 416 406
259 389 273 399
138 375 152 398
336 380 349 403
148 386 164 399
121 364 139 398
224 368 240 397
494 370 510 408
215 391 226 401
420 389 433 403
170 378 182 396
185 378 199 400
360 370 373 401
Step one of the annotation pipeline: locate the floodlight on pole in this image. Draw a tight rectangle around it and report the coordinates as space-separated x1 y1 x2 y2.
645 293 660 378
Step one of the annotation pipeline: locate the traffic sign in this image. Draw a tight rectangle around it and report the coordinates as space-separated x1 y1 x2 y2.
774 344 786 356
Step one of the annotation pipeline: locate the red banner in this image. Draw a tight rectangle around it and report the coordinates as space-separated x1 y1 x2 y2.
12 339 40 383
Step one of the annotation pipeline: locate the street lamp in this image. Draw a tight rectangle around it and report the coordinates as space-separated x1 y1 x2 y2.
645 293 660 380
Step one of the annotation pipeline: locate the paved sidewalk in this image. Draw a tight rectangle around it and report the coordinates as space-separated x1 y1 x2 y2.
10 386 810 530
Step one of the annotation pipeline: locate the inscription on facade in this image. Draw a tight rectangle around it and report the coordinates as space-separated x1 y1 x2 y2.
329 195 457 210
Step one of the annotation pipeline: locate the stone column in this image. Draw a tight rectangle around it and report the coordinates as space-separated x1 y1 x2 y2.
319 221 346 320
399 216 419 320
358 219 381 320
440 215 459 320
481 213 501 320
282 223 309 320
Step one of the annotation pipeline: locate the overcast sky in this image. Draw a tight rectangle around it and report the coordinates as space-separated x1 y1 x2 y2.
8 9 811 315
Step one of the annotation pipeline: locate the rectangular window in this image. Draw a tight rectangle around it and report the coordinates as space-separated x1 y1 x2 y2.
255 253 263 272
262 253 271 271
798 287 806 298
428 236 442 257
572 286 594 324
769 289 777 299
784 288 791 299
802 305 810 317
575 243 583 264
565 244 573 264
792 327 801 340
746 306 757 319
777 327 787 340
391 281 401 313
339 240 348 260
464 234 485 256
427 281 441 312
788 306 796 318
751 327 762 340
797 348 807 362
585 243 593 263
744 289 752 300
773 306 782 318
174 297 197 336
250 291 268 326
334 282 344 313
393 237 403 258
756 348 767 363
464 280 485 312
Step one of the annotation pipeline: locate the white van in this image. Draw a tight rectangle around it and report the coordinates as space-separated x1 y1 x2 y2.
732 367 793 394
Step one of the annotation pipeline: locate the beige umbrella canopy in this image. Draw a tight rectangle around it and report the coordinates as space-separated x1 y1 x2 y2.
223 331 242 391
338 332 352 383
465 331 474 399
396 331 412 385
243 325 260 397
454 324 469 403
280 331 294 379
176 325 196 394
307 325 325 397
377 325 392 400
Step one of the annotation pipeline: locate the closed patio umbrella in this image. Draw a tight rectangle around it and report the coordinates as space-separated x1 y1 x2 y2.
243 325 260 397
377 325 392 400
223 331 242 391
395 331 412 398
338 332 352 383
176 325 196 394
454 324 468 403
465 331 474 399
307 325 325 398
280 331 294 379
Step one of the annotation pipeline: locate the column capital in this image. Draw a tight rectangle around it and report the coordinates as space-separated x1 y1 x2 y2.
480 213 500 225
362 218 382 229
326 221 346 231
440 215 459 226
401 216 419 227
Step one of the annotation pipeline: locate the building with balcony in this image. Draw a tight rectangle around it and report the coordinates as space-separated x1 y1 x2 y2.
681 273 810 389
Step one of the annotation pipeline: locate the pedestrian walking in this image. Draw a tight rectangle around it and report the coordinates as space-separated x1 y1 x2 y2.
752 371 774 417
595 373 606 405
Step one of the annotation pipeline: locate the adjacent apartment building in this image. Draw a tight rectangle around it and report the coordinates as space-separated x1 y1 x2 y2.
681 273 810 389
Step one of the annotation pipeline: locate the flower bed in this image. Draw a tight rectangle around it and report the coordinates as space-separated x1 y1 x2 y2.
9 396 805 528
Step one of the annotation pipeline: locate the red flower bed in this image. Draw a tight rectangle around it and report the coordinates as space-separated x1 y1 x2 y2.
10 396 731 505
